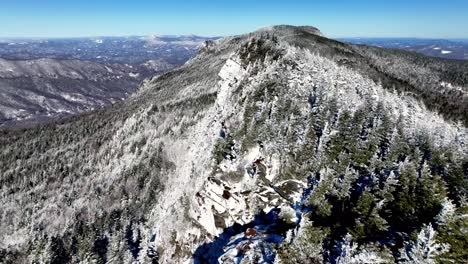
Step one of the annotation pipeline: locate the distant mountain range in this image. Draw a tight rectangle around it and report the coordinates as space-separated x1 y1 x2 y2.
339 38 468 60
0 35 220 64
0 35 218 128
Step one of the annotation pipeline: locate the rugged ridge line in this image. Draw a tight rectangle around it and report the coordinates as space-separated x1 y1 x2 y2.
0 25 467 264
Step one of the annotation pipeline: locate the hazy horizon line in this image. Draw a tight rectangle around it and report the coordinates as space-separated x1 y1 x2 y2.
1 34 467 41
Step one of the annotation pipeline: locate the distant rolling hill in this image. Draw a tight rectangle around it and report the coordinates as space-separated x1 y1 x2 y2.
0 58 156 128
339 38 468 60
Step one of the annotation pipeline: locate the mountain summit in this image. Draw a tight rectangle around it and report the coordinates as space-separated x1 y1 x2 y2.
0 25 467 263
257 25 323 36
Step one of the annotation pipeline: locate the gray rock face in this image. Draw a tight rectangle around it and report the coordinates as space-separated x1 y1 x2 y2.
0 25 467 264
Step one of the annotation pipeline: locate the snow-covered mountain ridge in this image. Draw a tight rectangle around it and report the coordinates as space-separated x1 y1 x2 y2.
0 58 170 128
0 25 467 263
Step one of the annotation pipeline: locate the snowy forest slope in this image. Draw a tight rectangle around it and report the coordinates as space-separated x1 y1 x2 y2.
0 25 467 263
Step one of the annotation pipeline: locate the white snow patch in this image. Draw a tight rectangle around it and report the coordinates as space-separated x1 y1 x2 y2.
129 72 140 78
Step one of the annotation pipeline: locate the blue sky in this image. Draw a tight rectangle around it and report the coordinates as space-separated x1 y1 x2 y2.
1 0 467 38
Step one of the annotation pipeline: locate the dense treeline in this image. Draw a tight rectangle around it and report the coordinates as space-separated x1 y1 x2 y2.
269 26 468 126
354 45 468 126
